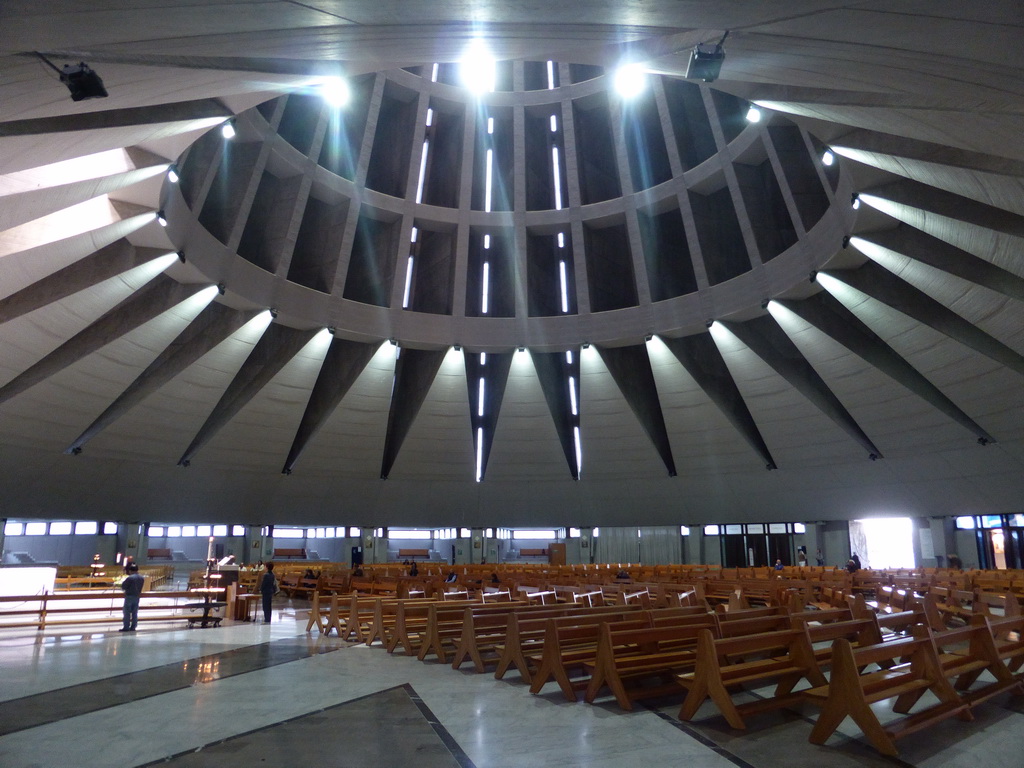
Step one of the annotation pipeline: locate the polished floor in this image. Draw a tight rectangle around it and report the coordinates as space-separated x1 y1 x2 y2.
0 603 1021 768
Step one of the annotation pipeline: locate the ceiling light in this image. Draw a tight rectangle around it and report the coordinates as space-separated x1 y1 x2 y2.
156 211 167 227
745 105 761 123
460 40 496 95
221 120 236 139
685 31 728 83
166 165 179 183
822 149 834 166
319 77 350 107
851 193 861 209
613 63 647 98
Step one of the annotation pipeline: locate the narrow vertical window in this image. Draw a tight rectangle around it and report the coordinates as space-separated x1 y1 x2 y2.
552 146 562 210
484 148 494 212
481 261 490 314
403 256 414 308
415 140 429 203
559 260 569 313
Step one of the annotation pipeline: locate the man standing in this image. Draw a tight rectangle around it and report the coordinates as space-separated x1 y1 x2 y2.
257 562 276 623
120 564 144 632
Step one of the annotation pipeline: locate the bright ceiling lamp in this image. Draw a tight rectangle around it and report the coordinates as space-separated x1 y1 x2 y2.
613 62 647 98
319 77 350 107
745 105 762 123
221 120 236 139
460 40 496 95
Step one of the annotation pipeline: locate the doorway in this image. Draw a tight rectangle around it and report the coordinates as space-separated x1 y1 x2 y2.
849 518 915 569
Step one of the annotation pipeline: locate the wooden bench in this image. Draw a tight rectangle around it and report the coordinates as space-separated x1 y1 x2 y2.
677 628 827 729
147 548 173 560
398 549 431 560
494 605 644 683
417 601 480 663
974 614 1024 675
584 616 716 710
803 636 970 755
273 548 308 559
915 621 1022 706
519 548 548 558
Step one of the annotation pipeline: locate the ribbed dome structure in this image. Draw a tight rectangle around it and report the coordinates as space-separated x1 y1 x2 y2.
1 4 1023 527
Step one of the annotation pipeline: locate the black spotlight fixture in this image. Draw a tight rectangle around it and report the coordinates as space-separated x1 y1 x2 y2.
685 31 728 83
269 307 279 319
35 52 108 101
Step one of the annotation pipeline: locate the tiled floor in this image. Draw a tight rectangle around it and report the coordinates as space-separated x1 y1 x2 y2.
0 604 1021 767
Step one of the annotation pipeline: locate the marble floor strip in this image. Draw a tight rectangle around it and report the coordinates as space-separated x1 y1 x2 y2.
0 635 341 735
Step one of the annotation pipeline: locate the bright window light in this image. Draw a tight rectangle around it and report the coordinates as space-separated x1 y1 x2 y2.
552 146 563 209
559 260 569 312
569 527 581 538
25 522 46 536
514 529 558 540
557 232 565 248
213 525 228 537
426 107 433 126
487 116 494 134
148 525 164 537
480 352 487 365
680 525 690 536
481 261 490 313
955 516 976 530
484 148 493 212
745 105 761 123
461 41 496 94
476 426 484 481
182 525 196 537
319 77 350 107
275 528 304 539
431 63 439 82
822 149 834 166
461 527 471 538
573 426 582 474
415 140 429 203
233 525 245 536
547 60 556 89
103 522 118 534
483 234 490 249
410 226 418 243
550 114 557 132
403 256 414 308
75 521 98 535
4 522 23 536
478 377 486 416
703 525 719 536
794 523 806 533
391 529 433 540
221 121 236 139
349 526 360 537
197 525 211 537
565 350 572 364
167 526 181 537
568 376 577 415
50 522 72 535
851 517 915 569
613 62 647 98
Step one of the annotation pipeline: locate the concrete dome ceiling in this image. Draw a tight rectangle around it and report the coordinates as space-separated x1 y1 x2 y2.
1 2 1023 528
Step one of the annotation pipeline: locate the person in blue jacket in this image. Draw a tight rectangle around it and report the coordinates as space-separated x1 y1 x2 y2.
120 564 145 632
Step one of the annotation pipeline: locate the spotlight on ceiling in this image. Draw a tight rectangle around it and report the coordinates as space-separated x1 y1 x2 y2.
269 307 279 319
156 211 168 227
851 193 861 210
745 105 762 123
221 120 236 139
35 54 109 101
822 149 835 166
460 40 496 95
217 283 226 295
809 270 818 283
319 77 350 107
166 165 179 183
613 62 648 98
177 251 186 263
842 235 851 249
685 31 728 83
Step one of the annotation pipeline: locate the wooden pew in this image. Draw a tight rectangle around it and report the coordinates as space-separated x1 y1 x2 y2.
803 636 970 756
912 622 1021 707
493 604 647 683
584 616 715 710
416 601 480 663
677 628 826 728
974 614 1024 674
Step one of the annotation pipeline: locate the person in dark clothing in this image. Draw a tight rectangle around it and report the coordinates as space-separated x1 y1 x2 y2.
257 562 276 622
409 562 419 577
851 553 862 570
120 564 144 632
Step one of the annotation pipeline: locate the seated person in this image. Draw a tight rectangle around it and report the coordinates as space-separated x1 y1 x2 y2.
444 571 458 583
